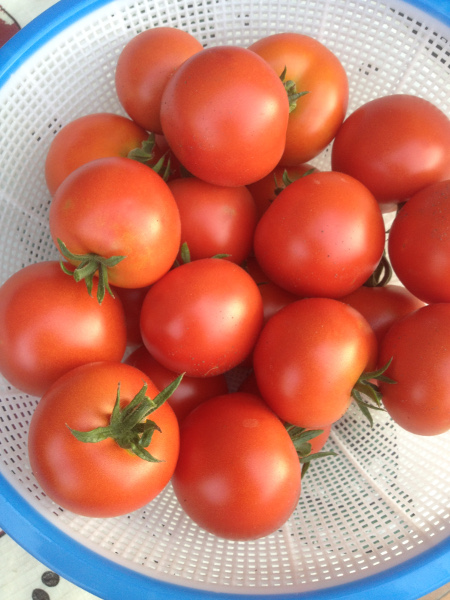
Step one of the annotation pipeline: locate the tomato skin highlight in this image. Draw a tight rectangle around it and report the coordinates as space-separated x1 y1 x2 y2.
44 112 149 196
0 261 127 396
125 345 229 423
331 94 450 209
253 297 377 428
115 27 203 134
172 392 301 540
379 304 450 436
140 258 264 377
160 45 289 187
388 180 450 304
49 156 181 289
28 361 180 517
249 32 349 165
253 171 386 298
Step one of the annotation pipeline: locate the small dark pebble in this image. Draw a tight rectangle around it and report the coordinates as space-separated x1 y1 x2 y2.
31 589 50 600
42 570 60 587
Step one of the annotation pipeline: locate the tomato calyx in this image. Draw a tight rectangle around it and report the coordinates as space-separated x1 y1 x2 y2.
174 241 230 267
127 133 172 181
279 67 309 113
351 359 396 427
68 374 184 462
285 423 336 477
57 238 126 304
273 167 316 196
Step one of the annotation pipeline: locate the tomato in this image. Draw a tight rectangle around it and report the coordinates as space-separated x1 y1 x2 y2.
0 261 126 396
388 180 450 304
253 171 386 298
244 256 300 324
379 303 450 436
126 345 228 423
253 298 377 428
168 177 258 264
115 27 203 133
140 258 264 377
49 156 181 297
28 361 180 516
110 284 150 345
160 45 289 187
340 284 425 349
249 32 348 165
331 94 450 211
246 163 317 220
44 112 149 196
172 392 301 540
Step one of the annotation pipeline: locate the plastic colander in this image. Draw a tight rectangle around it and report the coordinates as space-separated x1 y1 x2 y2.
0 0 449 598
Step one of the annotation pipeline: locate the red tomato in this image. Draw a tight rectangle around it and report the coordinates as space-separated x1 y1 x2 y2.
244 256 300 324
246 163 317 220
168 177 258 264
115 27 203 133
140 258 264 377
160 45 289 186
388 180 450 304
379 304 450 436
28 361 179 516
249 32 348 165
253 298 377 428
126 345 228 423
44 112 149 196
172 392 301 540
0 261 126 396
340 284 425 349
49 157 181 293
253 171 386 298
110 284 150 345
331 94 450 210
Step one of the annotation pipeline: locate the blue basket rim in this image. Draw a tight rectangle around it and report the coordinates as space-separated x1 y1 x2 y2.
0 0 449 597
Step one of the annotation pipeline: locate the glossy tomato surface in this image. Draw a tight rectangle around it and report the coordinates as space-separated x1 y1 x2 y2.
253 298 377 428
160 45 289 186
140 258 264 377
28 361 179 517
172 392 301 540
249 32 348 165
331 94 450 209
0 261 126 396
253 171 386 298
379 303 450 436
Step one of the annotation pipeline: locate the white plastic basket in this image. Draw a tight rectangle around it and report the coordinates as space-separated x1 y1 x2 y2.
0 0 449 598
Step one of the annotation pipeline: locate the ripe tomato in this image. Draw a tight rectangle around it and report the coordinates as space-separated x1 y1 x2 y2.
126 345 228 423
167 177 258 264
244 256 300 324
140 258 264 377
28 361 180 517
115 27 203 133
331 94 450 210
246 163 317 220
110 284 150 345
172 392 301 540
388 180 450 304
253 171 386 298
0 261 127 396
49 157 181 296
340 284 425 349
379 304 450 436
160 45 289 187
253 298 377 428
44 112 149 196
249 32 349 165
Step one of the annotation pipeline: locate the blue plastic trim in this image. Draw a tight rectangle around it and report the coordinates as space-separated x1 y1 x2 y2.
1 474 449 600
0 0 113 87
0 0 449 597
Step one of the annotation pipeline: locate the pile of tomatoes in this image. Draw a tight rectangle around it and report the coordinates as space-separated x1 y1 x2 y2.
1 26 450 541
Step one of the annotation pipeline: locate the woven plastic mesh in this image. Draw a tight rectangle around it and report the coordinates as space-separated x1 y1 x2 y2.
0 0 449 595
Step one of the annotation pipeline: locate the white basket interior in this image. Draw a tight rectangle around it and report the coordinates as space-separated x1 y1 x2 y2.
0 0 449 596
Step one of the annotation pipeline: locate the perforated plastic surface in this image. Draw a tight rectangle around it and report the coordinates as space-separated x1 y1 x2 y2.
0 1 449 599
